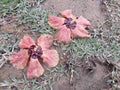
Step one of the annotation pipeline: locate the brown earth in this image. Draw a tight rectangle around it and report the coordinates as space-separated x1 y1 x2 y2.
42 0 106 28
0 57 112 90
0 64 23 81
0 0 114 90
53 56 111 90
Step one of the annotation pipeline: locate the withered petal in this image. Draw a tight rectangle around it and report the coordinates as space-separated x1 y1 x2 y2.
48 15 64 29
60 9 76 19
37 34 53 50
9 50 29 69
55 26 71 43
41 49 59 67
19 35 36 49
71 27 90 38
77 16 91 28
77 24 89 34
27 58 44 79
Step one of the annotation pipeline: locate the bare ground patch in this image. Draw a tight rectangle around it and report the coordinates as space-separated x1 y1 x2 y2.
42 0 105 27
53 56 111 90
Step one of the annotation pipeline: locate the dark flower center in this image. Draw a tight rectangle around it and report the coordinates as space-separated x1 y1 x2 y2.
64 18 77 29
28 45 43 59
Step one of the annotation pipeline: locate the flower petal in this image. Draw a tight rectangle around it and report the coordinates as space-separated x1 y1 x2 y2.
55 26 71 43
37 34 53 50
48 15 64 29
9 50 29 69
27 58 44 79
77 24 89 34
60 10 76 19
77 16 91 28
41 50 59 67
19 35 35 49
71 27 90 38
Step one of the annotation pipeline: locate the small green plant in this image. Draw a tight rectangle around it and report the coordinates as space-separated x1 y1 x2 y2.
0 0 20 17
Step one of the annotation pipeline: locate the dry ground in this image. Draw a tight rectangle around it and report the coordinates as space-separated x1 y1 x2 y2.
0 0 120 90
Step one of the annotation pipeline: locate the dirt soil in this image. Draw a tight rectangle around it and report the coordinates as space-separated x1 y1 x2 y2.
0 64 23 81
42 0 105 28
53 56 111 90
0 0 113 90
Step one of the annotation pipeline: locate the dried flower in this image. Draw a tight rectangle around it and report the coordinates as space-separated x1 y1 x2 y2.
48 10 91 43
9 34 59 79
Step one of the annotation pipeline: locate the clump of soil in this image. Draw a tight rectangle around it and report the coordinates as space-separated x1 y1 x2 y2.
53 56 111 90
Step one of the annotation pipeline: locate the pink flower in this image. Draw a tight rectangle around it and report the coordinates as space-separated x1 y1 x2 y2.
48 10 91 43
9 34 59 79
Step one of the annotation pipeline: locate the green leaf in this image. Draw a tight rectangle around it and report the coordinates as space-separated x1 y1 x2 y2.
3 0 9 4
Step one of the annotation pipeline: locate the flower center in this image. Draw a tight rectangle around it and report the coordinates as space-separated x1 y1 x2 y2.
64 18 77 29
28 45 43 59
